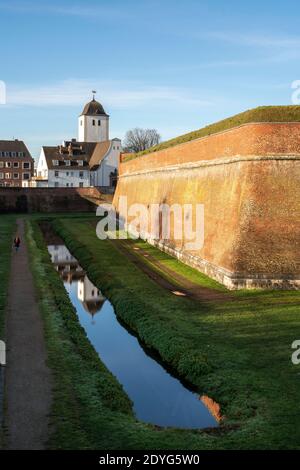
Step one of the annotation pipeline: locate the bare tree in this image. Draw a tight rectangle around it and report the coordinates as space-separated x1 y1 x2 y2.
123 128 161 153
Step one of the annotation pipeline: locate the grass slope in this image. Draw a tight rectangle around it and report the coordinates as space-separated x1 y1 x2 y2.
124 105 300 161
0 216 15 339
51 216 300 449
0 215 16 449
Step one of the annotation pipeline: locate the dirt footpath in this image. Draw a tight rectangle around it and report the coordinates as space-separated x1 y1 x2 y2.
4 219 52 449
112 239 233 302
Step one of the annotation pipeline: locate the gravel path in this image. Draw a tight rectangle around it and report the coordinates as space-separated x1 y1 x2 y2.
4 219 52 449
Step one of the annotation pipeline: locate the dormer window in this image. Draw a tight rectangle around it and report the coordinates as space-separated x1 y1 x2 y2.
52 160 59 166
77 160 83 166
65 160 71 166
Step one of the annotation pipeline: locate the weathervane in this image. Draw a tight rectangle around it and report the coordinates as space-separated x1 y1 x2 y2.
92 90 97 100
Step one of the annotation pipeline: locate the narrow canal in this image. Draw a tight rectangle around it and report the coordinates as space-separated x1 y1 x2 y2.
47 242 218 429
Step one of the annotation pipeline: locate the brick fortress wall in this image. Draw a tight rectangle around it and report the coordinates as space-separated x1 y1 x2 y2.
113 123 300 289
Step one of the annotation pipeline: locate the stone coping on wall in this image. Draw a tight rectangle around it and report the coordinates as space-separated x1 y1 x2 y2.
118 154 300 178
149 238 300 291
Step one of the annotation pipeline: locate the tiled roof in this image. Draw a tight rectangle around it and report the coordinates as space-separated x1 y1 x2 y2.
80 99 108 117
43 140 115 170
0 140 33 159
89 141 111 169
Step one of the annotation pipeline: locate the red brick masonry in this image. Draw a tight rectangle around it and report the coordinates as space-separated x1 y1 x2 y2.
0 187 99 213
114 123 300 289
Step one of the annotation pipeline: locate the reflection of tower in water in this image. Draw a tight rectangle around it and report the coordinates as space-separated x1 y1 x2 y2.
47 245 105 323
78 276 105 323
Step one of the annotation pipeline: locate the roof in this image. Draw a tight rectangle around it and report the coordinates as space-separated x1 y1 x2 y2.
43 142 96 170
42 140 113 170
89 141 111 170
123 105 300 161
0 140 33 159
80 98 108 117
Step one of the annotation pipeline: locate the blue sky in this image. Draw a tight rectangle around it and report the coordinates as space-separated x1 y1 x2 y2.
0 0 300 159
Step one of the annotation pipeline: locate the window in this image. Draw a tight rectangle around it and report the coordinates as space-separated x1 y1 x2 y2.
23 173 30 180
11 152 16 157
70 172 73 177
5 162 11 168
54 182 59 187
13 173 19 179
5 173 11 179
52 160 59 166
0 162 3 168
66 183 69 187
92 119 95 126
13 162 19 168
18 152 24 157
65 160 71 166
79 171 84 179
98 120 101 126
79 182 84 188
80 120 83 126
4 152 9 157
77 160 83 166
55 170 59 177
0 173 3 179
66 172 69 177
23 162 31 169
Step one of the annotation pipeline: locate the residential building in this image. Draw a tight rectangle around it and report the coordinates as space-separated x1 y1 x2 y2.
0 140 34 187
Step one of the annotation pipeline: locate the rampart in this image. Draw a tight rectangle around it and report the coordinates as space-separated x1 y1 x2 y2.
113 122 300 289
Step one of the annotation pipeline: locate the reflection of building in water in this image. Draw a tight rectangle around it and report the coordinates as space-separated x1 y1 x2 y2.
48 244 105 319
48 245 85 282
200 395 222 423
78 276 105 318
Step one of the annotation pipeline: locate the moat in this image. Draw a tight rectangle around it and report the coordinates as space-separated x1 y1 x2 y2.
47 243 218 429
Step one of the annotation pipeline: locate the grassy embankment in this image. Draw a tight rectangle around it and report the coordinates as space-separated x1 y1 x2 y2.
0 216 16 338
123 105 300 161
0 215 16 449
46 216 300 449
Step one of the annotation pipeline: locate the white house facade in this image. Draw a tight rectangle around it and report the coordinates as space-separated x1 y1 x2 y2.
36 96 121 189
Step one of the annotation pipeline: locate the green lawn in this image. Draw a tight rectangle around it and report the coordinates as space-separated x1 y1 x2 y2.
2 213 298 449
0 215 16 449
0 216 16 339
38 215 299 449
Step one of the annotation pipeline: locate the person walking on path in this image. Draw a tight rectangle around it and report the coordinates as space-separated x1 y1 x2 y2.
13 235 21 252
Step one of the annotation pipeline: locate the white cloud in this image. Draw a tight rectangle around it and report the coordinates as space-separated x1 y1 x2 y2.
6 79 214 110
200 31 300 49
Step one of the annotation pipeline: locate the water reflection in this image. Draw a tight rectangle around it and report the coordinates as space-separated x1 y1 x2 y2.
48 244 218 429
48 245 105 319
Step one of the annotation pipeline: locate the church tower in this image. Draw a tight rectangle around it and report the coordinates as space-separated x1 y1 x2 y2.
78 92 109 142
